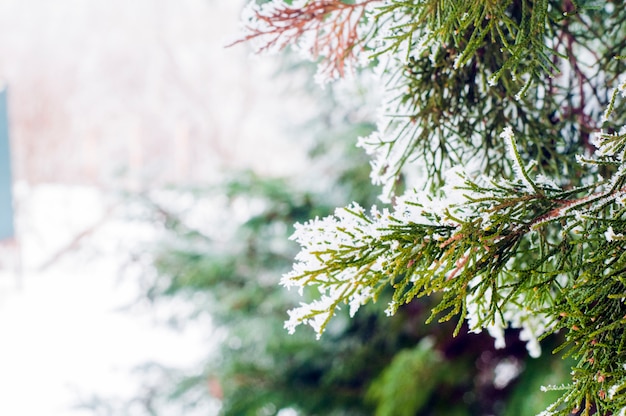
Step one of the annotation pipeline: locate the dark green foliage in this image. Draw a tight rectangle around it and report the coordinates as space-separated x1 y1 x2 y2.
366 338 449 416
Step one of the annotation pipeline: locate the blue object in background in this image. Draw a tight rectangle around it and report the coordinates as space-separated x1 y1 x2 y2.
0 86 14 240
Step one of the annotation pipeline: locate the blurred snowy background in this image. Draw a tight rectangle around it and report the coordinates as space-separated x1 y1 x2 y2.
0 0 310 414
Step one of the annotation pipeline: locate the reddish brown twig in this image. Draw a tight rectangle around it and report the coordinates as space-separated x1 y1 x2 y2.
229 1 379 81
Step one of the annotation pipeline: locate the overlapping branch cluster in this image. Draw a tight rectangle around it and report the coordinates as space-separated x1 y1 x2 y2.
237 1 626 414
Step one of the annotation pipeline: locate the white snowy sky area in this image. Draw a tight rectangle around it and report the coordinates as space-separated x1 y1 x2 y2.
0 0 312 415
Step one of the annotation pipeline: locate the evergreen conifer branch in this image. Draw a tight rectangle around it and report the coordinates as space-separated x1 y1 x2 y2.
237 0 626 414
282 130 626 412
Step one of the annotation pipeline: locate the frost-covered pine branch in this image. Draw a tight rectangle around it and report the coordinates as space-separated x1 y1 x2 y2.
236 1 626 414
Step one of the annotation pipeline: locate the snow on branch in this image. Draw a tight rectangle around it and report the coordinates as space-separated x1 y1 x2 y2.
233 2 626 413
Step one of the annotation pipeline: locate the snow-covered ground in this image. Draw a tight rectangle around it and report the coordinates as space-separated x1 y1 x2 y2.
0 184 218 415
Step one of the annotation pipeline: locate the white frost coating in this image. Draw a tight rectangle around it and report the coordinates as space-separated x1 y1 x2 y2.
282 191 462 336
282 202 395 334
590 131 605 153
534 174 560 190
285 297 335 339
465 279 508 348
348 286 373 317
501 126 535 193
605 226 624 242
609 383 622 400
352 6 444 201
384 301 398 317
284 169 553 354
464 277 552 357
